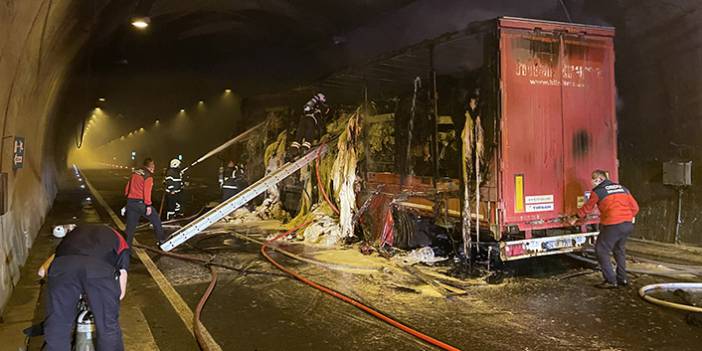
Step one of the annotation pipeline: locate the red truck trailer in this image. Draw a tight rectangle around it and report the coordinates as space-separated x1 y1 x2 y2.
245 17 618 263
357 17 618 262
492 17 617 260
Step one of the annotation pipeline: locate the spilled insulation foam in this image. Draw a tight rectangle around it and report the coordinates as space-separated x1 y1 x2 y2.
228 107 363 249
228 128 291 224
300 204 343 247
331 111 362 239
263 131 287 202
461 111 474 250
460 105 485 254
290 109 362 246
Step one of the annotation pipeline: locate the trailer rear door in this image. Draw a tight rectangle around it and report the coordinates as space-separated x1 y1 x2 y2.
560 33 617 215
497 18 616 230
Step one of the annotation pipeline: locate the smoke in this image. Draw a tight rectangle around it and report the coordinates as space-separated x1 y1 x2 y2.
68 91 243 179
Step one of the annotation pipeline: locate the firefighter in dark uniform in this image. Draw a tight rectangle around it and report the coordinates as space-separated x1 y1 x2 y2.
222 163 247 202
164 158 184 220
570 169 639 289
289 92 329 158
124 157 165 245
44 224 130 351
219 160 235 194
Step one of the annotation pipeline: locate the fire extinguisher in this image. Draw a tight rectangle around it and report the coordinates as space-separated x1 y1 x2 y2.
74 298 95 351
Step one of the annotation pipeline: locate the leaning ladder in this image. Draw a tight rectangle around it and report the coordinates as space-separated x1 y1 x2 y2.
160 144 328 252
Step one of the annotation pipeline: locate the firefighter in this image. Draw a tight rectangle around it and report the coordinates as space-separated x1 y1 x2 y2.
222 163 247 202
124 158 165 246
234 163 249 196
219 160 235 192
289 92 329 159
164 158 184 220
43 224 130 351
569 169 639 289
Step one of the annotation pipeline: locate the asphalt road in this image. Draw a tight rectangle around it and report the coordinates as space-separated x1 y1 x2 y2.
85 168 702 351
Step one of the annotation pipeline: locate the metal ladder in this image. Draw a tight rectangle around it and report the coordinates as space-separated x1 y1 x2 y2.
160 144 328 251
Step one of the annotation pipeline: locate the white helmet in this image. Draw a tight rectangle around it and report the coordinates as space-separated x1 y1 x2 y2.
52 226 66 238
170 158 181 168
315 93 326 103
52 224 76 239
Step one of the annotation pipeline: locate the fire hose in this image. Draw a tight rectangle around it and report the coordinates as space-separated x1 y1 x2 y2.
133 243 287 351
261 229 462 351
194 265 217 351
566 253 702 313
148 138 460 350
287 142 461 349
638 283 702 313
180 122 264 174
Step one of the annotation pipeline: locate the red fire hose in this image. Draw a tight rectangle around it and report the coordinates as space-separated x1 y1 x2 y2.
194 265 218 350
260 222 462 351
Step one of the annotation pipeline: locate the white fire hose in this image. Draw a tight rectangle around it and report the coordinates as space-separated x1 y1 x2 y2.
567 253 702 313
638 282 702 313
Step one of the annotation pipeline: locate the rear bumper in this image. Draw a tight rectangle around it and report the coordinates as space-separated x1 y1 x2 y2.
499 231 599 261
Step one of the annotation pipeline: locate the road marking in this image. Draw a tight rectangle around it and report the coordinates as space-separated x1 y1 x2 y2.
82 171 222 351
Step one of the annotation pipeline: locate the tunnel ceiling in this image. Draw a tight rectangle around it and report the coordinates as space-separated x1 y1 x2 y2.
65 0 702 137
93 0 415 71
67 0 416 129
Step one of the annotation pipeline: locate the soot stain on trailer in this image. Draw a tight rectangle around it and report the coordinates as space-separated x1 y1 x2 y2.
572 130 590 158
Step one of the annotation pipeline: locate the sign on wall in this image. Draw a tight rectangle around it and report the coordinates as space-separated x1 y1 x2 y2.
13 137 24 169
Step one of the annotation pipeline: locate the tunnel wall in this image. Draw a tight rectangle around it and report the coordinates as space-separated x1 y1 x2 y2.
0 0 90 312
616 5 702 245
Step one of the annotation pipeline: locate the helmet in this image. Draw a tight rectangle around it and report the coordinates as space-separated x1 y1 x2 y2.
315 93 326 103
52 226 66 238
170 158 181 168
52 224 76 238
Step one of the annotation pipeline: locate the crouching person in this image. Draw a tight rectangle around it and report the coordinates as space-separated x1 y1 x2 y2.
44 224 130 351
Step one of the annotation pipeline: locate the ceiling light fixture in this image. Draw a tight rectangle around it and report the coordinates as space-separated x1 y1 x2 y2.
131 16 150 29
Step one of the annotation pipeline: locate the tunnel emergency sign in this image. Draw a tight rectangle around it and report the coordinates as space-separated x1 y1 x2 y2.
13 137 25 169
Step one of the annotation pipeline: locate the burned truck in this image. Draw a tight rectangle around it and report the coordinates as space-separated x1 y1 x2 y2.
344 17 618 262
238 17 618 263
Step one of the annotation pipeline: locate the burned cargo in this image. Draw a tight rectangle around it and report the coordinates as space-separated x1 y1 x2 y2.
233 17 618 265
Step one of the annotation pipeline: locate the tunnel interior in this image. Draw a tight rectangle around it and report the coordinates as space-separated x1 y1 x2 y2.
2 0 702 316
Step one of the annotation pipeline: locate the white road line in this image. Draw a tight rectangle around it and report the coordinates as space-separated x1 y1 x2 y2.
82 171 222 351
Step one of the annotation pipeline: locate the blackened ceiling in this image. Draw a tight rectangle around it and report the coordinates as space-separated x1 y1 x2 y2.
91 0 415 73
67 0 702 130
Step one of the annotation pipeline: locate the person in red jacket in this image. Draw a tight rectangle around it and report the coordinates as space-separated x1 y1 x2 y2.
124 158 164 246
570 169 639 289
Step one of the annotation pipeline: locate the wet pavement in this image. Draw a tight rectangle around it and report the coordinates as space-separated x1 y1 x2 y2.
0 170 180 351
9 168 702 350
